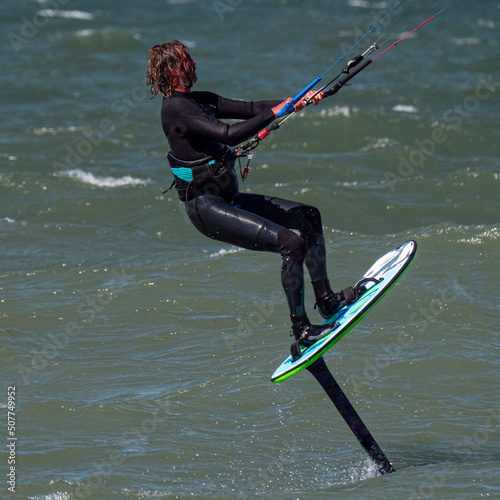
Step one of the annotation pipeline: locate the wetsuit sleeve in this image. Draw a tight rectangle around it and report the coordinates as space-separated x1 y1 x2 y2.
179 106 278 147
215 95 282 120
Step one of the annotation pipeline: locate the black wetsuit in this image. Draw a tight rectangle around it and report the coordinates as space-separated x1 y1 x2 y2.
161 90 330 319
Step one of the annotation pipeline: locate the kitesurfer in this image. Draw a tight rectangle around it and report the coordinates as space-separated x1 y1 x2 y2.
146 40 352 346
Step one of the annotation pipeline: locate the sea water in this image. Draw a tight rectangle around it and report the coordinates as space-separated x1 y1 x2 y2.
1 1 499 498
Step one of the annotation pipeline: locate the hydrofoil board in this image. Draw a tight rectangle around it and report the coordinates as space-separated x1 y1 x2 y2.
271 240 417 383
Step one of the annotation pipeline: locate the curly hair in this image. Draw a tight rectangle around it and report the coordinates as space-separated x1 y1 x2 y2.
146 40 197 98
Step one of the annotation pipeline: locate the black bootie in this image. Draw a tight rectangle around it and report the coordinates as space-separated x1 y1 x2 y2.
312 279 343 319
291 314 335 347
312 278 381 318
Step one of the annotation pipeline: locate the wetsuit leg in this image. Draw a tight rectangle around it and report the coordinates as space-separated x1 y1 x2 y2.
235 193 329 283
185 192 330 319
185 193 312 317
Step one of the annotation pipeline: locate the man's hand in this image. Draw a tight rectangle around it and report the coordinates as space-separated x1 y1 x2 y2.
272 98 293 117
293 90 324 111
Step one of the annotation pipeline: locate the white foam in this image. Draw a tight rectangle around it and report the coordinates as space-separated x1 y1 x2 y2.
452 37 482 46
477 19 495 30
1 153 18 160
30 493 71 500
33 126 86 136
36 9 95 20
347 0 391 8
209 248 243 259
59 169 150 188
347 0 371 7
360 137 398 151
392 104 418 113
320 105 354 118
75 29 96 37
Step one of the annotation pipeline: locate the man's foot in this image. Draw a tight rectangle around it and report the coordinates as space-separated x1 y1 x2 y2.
314 290 343 318
291 314 335 347
312 279 357 319
313 278 383 318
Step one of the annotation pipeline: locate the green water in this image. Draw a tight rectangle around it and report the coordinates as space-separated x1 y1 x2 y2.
1 1 499 498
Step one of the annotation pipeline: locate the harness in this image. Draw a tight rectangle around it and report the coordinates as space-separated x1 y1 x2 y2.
166 146 237 202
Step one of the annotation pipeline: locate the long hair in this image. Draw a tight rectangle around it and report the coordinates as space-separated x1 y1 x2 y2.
146 41 197 98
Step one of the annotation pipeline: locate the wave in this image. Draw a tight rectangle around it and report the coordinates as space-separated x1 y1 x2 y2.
74 27 142 41
31 492 71 500
360 136 398 151
392 104 419 113
58 169 150 188
36 9 95 20
414 223 500 245
347 0 393 8
32 126 87 136
451 37 482 46
1 153 17 161
208 247 244 259
318 105 356 119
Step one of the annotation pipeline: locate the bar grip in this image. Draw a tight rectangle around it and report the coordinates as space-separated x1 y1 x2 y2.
323 58 373 98
277 76 322 117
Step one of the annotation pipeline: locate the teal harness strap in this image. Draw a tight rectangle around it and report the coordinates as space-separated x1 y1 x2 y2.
170 166 194 182
167 149 234 202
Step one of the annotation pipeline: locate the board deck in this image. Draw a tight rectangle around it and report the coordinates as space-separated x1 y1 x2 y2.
271 240 417 383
